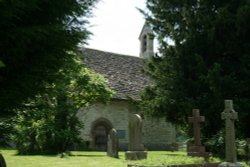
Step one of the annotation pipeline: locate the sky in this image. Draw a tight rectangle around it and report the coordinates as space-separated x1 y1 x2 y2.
87 0 147 57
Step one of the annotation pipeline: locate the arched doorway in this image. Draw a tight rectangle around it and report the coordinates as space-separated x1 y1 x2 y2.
91 118 113 151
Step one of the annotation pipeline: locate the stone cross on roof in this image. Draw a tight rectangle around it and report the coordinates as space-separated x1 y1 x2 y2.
188 109 205 146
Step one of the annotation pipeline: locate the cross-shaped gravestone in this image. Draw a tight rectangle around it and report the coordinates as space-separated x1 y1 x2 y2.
221 100 238 163
219 100 243 167
188 109 205 146
187 109 209 159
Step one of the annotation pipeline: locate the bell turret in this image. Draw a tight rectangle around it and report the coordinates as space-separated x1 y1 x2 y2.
138 24 154 59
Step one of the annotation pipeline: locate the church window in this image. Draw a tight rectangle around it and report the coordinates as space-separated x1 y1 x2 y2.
142 35 147 52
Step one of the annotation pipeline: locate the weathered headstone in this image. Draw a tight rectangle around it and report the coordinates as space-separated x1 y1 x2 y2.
125 114 147 160
107 128 119 158
247 138 250 165
0 153 7 167
219 100 243 167
187 109 209 159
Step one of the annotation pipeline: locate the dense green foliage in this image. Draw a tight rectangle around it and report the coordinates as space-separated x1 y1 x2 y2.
141 0 250 141
0 0 97 115
12 53 113 154
0 118 13 147
0 60 4 68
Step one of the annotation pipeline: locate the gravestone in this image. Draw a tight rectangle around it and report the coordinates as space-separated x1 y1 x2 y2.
125 114 147 160
0 154 7 167
187 109 209 159
107 128 119 158
219 100 243 167
247 138 250 165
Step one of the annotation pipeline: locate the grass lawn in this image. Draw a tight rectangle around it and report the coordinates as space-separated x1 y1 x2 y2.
0 149 247 167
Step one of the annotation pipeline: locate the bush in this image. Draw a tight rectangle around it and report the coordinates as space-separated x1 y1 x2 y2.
0 118 14 147
205 130 225 158
205 130 249 160
12 99 83 155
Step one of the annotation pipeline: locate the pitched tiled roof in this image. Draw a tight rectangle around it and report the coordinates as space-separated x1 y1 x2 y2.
80 48 150 100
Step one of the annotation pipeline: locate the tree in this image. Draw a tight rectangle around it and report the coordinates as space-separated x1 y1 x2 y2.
0 61 4 68
13 52 113 154
0 0 97 115
141 0 250 140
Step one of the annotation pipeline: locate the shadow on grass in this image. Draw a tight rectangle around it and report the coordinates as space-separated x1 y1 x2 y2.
162 153 186 156
70 154 106 157
13 153 106 158
13 154 57 157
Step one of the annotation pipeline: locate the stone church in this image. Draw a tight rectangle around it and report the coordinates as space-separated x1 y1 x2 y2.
77 25 176 151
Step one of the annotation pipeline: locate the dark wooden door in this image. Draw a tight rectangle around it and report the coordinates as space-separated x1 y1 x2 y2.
94 125 108 151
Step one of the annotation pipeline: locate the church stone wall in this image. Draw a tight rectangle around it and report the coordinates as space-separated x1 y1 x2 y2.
78 100 130 149
143 117 176 150
77 100 176 151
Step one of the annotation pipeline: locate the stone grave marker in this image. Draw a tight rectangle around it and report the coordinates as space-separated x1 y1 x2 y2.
219 100 242 167
0 154 6 167
187 109 209 159
107 128 119 158
125 114 147 160
247 138 250 165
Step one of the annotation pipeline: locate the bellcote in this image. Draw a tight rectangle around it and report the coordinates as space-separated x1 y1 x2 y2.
139 24 154 59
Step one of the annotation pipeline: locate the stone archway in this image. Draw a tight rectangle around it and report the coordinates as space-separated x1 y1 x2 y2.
91 118 113 151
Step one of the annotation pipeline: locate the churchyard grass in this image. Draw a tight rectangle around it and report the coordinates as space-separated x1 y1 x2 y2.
1 149 248 167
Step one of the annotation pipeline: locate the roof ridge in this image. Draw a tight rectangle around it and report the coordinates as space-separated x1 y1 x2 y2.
81 47 141 59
